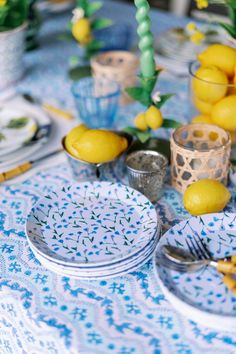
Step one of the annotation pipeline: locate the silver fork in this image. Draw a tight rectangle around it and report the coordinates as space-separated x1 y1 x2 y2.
186 233 212 262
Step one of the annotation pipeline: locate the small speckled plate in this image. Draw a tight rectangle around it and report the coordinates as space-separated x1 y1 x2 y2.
153 213 236 331
26 182 159 267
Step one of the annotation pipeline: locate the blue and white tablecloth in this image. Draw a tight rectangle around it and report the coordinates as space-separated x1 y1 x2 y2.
1 1 236 353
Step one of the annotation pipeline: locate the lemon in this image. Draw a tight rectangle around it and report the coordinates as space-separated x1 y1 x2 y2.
72 18 92 45
183 179 231 216
198 44 236 78
134 113 148 131
65 124 89 158
73 130 128 163
228 68 236 95
145 105 163 129
193 66 228 103
193 96 213 115
211 95 236 131
192 115 212 124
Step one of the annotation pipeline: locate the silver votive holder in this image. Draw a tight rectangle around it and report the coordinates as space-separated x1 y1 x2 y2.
125 150 168 203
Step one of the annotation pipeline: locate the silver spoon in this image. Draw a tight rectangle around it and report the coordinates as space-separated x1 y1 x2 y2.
157 245 236 274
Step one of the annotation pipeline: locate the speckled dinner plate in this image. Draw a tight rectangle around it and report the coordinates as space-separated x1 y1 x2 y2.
26 182 159 267
154 212 236 331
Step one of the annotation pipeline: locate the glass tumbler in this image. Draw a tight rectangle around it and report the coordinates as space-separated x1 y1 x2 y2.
72 77 121 129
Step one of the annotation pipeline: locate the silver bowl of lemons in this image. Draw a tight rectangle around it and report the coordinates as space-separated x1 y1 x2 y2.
62 124 133 181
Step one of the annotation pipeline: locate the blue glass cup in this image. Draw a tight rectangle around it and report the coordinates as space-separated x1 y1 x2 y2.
94 23 133 51
71 77 121 129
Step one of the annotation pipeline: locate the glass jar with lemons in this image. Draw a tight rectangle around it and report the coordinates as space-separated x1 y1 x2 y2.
189 43 236 148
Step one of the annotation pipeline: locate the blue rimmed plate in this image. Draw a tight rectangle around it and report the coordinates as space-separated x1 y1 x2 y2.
153 212 236 331
26 182 158 267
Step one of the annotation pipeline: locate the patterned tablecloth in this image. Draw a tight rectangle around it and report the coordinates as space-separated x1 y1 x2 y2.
1 1 236 353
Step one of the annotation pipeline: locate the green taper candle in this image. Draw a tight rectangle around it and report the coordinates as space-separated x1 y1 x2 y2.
134 0 156 78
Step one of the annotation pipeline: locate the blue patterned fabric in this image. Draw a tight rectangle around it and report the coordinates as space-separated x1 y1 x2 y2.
1 2 236 353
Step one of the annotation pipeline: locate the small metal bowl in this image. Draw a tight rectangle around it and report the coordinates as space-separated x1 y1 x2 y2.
62 131 133 181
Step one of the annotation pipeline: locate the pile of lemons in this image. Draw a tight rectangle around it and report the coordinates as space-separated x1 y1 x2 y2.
192 43 236 138
65 124 128 164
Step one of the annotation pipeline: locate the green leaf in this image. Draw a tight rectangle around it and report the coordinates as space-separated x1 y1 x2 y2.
86 39 103 50
154 94 174 108
69 65 92 81
86 1 103 16
136 131 151 143
91 18 113 30
162 119 182 129
125 87 151 107
123 126 140 135
6 117 29 129
219 22 236 38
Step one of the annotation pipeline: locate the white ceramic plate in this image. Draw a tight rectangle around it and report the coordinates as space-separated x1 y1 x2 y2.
153 212 236 331
0 106 38 155
0 99 51 167
26 182 159 267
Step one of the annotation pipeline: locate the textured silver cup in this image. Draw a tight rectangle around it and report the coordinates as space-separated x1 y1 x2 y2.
125 150 168 203
62 131 133 181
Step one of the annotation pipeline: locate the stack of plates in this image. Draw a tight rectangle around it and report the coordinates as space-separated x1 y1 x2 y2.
26 182 160 279
154 26 223 76
0 99 51 171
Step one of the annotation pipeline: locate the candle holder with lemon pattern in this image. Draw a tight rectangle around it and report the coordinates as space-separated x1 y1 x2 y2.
170 123 231 194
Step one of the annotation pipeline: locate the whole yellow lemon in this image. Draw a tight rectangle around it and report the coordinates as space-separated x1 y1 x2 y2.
183 179 231 216
193 66 228 103
211 95 236 131
145 105 163 129
198 44 236 78
134 113 148 131
72 18 92 45
73 130 128 163
192 115 212 124
193 96 213 115
65 124 89 158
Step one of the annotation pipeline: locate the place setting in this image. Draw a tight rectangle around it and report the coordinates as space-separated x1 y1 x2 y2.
2 0 236 351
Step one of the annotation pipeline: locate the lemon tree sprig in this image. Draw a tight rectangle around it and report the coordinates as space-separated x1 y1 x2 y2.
124 70 181 143
195 0 236 39
72 0 112 55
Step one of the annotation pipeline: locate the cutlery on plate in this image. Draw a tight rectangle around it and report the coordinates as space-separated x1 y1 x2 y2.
159 245 236 274
23 93 74 121
158 243 236 295
0 149 63 182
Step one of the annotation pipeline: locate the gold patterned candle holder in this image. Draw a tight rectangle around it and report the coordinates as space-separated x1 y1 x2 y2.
171 123 231 193
91 51 139 105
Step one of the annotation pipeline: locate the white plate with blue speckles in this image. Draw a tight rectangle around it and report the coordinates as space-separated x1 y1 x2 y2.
26 182 160 274
153 213 236 332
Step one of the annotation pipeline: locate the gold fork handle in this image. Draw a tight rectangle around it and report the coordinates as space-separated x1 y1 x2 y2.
0 162 32 182
223 275 236 296
217 260 236 275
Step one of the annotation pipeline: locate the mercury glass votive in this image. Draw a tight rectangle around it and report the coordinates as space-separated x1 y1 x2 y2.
125 150 168 203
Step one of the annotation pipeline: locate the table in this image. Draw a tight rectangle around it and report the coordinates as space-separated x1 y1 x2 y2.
1 1 236 353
